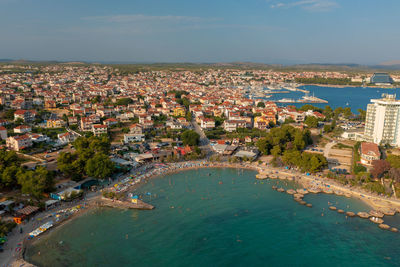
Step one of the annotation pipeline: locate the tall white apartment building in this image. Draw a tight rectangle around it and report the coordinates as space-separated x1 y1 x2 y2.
364 94 400 146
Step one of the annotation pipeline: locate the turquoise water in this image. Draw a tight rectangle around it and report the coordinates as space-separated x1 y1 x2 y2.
269 85 399 111
26 168 400 267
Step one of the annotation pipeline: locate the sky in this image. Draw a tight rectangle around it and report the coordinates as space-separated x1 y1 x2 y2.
0 0 399 64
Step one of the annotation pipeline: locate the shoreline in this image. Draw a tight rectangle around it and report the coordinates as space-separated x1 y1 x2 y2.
300 84 399 89
17 161 400 266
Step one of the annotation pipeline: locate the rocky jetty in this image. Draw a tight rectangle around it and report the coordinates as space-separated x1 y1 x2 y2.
369 210 384 218
357 212 370 219
256 173 268 180
346 211 356 217
286 189 296 195
369 217 384 224
378 224 390 230
99 197 154 210
293 193 304 199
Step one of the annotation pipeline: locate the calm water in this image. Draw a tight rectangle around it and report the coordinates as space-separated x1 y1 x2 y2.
26 168 400 267
269 85 399 111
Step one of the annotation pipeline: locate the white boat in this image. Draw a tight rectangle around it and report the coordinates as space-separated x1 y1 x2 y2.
277 98 296 103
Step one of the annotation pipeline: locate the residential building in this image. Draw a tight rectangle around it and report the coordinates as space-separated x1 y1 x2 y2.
0 126 7 140
124 134 145 143
364 94 400 146
14 110 35 123
80 117 93 131
6 135 32 151
14 125 31 134
129 124 143 135
58 132 77 144
200 118 215 129
45 100 57 108
47 119 66 128
103 118 118 126
173 107 186 117
254 116 275 130
92 124 108 136
223 120 246 132
360 142 381 166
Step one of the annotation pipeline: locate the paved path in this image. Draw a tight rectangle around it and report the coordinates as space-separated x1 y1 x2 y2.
191 118 214 157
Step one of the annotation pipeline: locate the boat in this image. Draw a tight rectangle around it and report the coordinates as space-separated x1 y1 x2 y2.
277 98 296 103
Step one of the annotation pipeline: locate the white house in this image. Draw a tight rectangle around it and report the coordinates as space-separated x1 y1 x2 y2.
124 134 145 143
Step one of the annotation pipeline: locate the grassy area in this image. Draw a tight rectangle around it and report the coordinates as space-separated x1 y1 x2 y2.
333 143 353 149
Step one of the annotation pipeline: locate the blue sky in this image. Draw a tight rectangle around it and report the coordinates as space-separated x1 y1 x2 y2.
0 0 399 64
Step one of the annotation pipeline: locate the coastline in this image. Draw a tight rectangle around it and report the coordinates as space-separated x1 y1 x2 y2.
16 161 400 266
301 83 399 89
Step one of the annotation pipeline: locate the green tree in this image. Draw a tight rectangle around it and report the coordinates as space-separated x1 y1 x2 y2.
271 145 282 158
387 154 400 169
323 105 333 119
181 130 200 146
343 107 352 119
305 116 318 128
17 167 54 199
323 124 332 133
14 118 24 125
91 95 102 104
282 150 301 166
116 98 134 106
85 153 115 179
293 132 306 150
257 102 265 108
57 152 83 181
284 117 295 124
357 108 366 121
185 112 193 122
256 137 273 155
4 109 15 120
1 165 19 188
334 107 344 118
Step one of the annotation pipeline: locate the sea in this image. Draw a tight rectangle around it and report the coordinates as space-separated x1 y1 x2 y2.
26 168 400 267
265 85 399 111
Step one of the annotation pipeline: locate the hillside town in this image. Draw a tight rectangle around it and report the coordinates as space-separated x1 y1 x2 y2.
1 64 400 261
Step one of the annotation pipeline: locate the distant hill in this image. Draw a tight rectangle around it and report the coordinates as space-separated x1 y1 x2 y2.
1 59 400 72
378 60 400 66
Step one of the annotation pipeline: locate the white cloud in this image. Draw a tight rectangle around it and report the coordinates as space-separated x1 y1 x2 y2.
270 0 338 11
82 14 217 23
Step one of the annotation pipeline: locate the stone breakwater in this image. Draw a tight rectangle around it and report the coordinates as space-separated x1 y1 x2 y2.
97 197 154 210
257 167 400 233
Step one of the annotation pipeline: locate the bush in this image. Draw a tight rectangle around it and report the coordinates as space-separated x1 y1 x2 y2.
363 182 386 195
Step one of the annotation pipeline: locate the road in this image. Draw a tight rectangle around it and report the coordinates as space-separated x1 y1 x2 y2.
324 140 336 159
191 118 214 157
66 126 82 137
